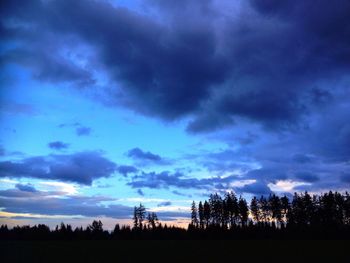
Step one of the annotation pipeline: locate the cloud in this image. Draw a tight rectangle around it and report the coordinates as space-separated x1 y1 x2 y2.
137 189 144 196
236 181 272 196
0 189 42 198
127 148 162 162
340 173 350 183
1 0 350 194
157 201 172 207
128 170 242 191
171 190 192 198
57 122 92 136
15 183 37 193
57 122 81 128
0 151 116 185
116 165 138 177
76 126 92 136
294 172 320 183
0 189 132 219
126 148 172 166
48 141 69 150
3 0 349 133
292 154 314 164
2 48 95 86
0 188 189 220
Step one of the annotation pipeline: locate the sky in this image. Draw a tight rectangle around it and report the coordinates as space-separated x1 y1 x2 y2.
0 0 350 229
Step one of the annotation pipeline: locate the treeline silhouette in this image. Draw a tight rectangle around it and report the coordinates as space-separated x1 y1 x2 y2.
1 191 350 240
190 191 350 229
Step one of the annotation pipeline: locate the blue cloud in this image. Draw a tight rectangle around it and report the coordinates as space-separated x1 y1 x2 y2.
15 183 37 193
116 165 138 177
157 201 172 207
76 126 92 136
128 171 240 190
4 0 349 132
127 148 162 162
0 151 117 185
137 189 144 196
48 141 69 150
236 181 272 196
295 172 320 183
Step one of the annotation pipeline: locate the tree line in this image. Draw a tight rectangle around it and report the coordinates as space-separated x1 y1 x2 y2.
190 191 350 229
1 191 350 240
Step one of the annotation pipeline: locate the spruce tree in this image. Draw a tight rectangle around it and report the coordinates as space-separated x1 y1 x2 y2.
191 201 199 228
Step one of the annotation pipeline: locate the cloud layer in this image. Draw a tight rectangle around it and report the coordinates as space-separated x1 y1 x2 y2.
0 151 116 185
2 0 349 133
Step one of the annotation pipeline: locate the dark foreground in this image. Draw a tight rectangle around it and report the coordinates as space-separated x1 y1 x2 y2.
1 240 349 263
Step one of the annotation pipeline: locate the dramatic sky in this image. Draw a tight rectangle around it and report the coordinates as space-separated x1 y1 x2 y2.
1 0 350 229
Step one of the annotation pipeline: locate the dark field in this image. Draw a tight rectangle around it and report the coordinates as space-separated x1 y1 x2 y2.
1 240 349 263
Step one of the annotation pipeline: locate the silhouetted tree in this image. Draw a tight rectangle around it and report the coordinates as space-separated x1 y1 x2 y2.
133 206 139 229
198 201 204 229
226 192 238 227
259 196 270 223
209 193 223 226
133 203 146 229
250 196 260 223
89 220 103 233
238 196 249 226
191 201 199 228
203 200 211 228
280 195 290 224
147 212 159 229
344 192 350 225
1 191 350 241
222 199 229 228
269 194 282 224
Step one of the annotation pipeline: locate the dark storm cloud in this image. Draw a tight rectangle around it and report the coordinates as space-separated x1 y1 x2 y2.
1 48 95 86
1 0 350 193
4 0 348 131
48 141 69 150
294 172 320 183
0 151 116 185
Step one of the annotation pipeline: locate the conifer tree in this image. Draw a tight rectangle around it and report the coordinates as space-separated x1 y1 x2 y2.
198 201 204 228
250 196 260 223
238 196 249 226
191 201 199 228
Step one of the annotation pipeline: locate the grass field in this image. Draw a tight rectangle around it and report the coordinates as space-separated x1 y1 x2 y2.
1 240 349 263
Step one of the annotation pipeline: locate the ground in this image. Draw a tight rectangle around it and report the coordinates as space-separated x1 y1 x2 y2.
1 240 349 262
